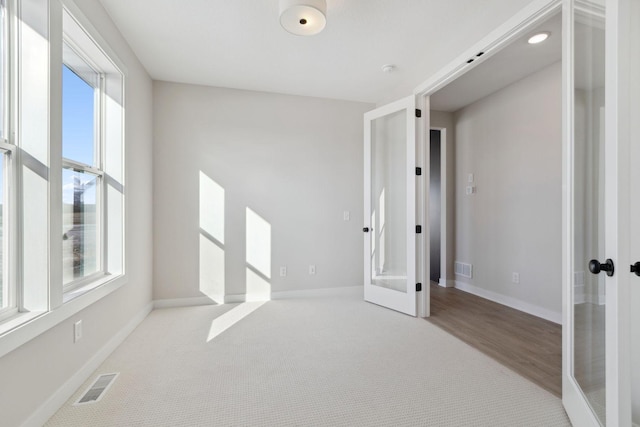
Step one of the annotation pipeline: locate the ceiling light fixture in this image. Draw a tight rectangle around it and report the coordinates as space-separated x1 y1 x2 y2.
527 31 550 44
279 0 327 36
381 64 396 73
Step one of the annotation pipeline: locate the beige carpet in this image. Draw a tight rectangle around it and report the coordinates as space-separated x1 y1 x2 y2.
46 295 571 426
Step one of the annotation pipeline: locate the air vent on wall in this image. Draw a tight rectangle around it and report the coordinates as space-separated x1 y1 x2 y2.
454 261 473 279
74 373 119 405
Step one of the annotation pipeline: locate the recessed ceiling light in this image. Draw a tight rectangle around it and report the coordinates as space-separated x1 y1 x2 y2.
280 0 327 36
528 31 550 44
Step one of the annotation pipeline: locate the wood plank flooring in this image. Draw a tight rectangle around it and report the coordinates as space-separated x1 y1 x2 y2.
426 283 562 397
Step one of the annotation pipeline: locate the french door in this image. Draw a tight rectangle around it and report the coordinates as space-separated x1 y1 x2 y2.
562 0 637 425
363 96 419 316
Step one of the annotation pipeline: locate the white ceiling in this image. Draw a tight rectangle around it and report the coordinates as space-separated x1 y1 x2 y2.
430 12 562 112
97 0 536 104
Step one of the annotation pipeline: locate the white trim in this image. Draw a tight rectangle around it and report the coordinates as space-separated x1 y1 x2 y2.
20 302 152 427
438 279 455 288
453 280 561 324
414 0 561 97
271 285 363 300
363 95 417 317
153 296 218 309
0 275 127 359
153 286 364 309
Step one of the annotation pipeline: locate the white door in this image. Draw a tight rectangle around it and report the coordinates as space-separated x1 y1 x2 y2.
363 96 419 316
562 0 636 424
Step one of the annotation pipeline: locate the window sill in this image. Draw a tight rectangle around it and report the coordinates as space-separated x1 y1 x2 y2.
0 273 126 359
63 273 113 303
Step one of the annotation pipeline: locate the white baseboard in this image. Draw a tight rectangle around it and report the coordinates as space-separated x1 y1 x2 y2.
154 286 364 308
154 296 219 309
453 281 561 324
438 279 455 288
22 302 153 427
272 285 363 300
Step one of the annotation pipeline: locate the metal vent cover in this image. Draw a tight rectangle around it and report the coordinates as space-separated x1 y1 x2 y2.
454 261 473 279
74 373 119 405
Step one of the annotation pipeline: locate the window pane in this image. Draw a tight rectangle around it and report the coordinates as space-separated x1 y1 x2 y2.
63 168 99 285
0 3 6 139
0 154 6 308
62 65 95 166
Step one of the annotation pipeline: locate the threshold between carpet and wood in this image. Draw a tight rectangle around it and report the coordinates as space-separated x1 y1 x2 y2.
46 294 570 426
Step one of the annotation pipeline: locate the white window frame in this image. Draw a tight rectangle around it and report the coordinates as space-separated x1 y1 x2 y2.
0 0 127 359
61 43 106 294
0 0 15 322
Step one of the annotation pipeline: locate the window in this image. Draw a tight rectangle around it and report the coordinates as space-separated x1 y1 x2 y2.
62 51 103 291
0 152 7 311
0 0 12 319
0 1 125 354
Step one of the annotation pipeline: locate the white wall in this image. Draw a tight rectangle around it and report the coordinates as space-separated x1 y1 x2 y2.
452 61 562 321
0 1 154 425
153 82 372 302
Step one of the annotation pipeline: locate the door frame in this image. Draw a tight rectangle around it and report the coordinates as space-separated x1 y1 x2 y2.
410 0 633 423
413 0 562 317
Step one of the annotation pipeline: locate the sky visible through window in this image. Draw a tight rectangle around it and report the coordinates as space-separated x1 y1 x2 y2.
63 65 96 204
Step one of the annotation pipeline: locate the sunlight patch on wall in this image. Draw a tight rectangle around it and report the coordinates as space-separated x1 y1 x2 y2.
246 268 271 302
199 235 225 304
246 207 271 301
199 171 225 244
246 207 271 278
199 172 226 303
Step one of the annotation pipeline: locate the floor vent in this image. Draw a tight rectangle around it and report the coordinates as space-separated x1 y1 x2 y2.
454 261 473 279
74 373 119 405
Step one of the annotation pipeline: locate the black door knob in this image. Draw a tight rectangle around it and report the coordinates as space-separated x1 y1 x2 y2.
589 259 615 277
363 227 370 233
631 262 640 277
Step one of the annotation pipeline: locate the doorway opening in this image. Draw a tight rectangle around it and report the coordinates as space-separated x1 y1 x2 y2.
420 9 564 396
429 129 442 285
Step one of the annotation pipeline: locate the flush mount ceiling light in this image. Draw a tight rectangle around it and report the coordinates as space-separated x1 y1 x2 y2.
279 0 327 36
528 31 550 44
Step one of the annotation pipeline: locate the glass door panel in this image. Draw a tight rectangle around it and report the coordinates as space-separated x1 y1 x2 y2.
571 1 606 424
364 96 416 316
371 109 408 293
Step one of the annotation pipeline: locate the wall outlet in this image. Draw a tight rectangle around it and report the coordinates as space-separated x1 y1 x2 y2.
279 266 287 277
343 211 350 221
309 265 316 275
512 272 520 284
74 320 83 343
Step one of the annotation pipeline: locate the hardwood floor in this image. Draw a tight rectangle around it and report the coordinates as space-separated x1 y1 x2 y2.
426 283 562 397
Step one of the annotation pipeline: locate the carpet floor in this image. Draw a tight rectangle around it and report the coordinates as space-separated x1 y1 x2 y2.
46 295 571 426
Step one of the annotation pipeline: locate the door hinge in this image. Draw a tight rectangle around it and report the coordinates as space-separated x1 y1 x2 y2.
415 109 422 118
416 225 422 233
416 167 422 176
416 283 422 292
